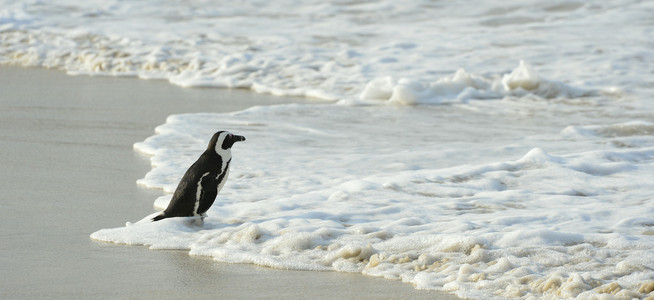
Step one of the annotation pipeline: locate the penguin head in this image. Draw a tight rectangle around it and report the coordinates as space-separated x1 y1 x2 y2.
209 131 246 153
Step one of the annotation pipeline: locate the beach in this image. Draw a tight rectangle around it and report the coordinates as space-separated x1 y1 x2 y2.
2 1 654 298
0 66 457 299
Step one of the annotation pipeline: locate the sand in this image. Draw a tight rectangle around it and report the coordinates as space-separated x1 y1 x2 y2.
0 66 458 299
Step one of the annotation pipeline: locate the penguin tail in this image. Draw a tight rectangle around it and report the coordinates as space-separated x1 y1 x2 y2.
152 214 167 222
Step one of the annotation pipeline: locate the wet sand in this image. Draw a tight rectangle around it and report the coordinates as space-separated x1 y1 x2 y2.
0 66 458 299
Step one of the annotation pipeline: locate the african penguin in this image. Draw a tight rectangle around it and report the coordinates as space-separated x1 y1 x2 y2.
152 131 245 222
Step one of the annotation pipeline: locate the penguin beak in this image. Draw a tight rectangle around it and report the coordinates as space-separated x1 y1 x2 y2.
233 135 246 142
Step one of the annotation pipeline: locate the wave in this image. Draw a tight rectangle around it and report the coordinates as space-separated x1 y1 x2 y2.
93 104 654 298
358 61 595 105
2 25 595 104
3 0 626 105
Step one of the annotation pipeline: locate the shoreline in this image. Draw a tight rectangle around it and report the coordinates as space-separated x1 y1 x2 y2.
0 66 458 299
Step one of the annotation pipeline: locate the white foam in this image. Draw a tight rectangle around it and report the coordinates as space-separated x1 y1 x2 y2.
2 0 652 104
360 61 593 105
92 104 654 298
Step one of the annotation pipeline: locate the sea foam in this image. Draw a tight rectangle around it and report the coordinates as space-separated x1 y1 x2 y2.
358 61 593 105
92 104 654 299
2 0 651 104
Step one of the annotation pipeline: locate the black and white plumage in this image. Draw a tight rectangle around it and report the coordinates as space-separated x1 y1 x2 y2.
152 131 245 222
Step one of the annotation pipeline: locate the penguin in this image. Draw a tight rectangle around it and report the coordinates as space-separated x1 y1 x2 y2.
152 131 245 222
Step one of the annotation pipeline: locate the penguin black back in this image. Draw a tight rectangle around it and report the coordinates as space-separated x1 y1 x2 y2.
152 131 246 221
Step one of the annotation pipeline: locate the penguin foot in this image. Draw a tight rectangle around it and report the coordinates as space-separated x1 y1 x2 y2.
191 218 204 227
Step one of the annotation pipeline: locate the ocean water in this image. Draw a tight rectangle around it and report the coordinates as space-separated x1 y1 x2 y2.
3 0 654 298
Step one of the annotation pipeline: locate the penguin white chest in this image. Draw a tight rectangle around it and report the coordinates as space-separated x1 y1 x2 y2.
213 148 232 200
194 172 211 216
215 167 230 196
192 157 232 216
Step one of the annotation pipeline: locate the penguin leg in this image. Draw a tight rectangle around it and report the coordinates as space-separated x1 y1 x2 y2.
196 213 207 226
189 215 205 227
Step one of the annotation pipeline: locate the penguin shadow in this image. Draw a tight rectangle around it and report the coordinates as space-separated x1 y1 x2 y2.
181 216 207 228
182 215 251 231
166 215 249 232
